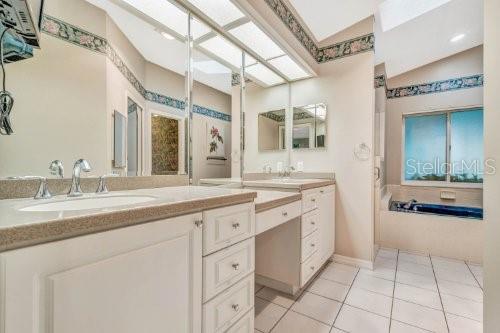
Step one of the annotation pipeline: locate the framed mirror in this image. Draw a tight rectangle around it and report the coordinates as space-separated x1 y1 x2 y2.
258 109 286 151
292 103 327 149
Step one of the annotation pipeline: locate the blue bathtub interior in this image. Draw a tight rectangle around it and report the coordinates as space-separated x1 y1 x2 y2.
390 200 483 219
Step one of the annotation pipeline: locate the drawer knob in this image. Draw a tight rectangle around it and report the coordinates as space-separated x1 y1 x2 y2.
232 263 240 270
310 243 316 247
232 222 240 229
232 304 240 312
311 221 316 225
320 190 324 194
282 211 288 217
311 198 316 202
194 219 203 228
310 266 315 270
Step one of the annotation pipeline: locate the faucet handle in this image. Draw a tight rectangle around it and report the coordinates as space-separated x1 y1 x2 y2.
49 160 64 178
28 176 51 199
96 174 118 194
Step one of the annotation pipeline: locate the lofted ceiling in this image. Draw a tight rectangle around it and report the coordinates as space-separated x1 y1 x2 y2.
287 0 381 43
375 0 483 78
282 0 483 78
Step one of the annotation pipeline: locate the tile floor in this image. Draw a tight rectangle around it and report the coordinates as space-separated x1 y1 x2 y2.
254 248 483 333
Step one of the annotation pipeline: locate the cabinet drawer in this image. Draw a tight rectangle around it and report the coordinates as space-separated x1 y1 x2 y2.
203 273 254 333
301 230 319 263
203 238 255 302
301 251 320 287
203 203 255 255
301 209 319 237
302 189 320 213
256 201 301 235
226 308 254 333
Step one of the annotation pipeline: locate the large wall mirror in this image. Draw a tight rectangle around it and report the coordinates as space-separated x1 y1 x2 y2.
292 103 327 149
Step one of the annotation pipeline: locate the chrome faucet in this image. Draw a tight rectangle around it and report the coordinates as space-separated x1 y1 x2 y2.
68 159 91 197
96 174 118 194
403 199 417 210
32 176 51 199
49 160 64 178
278 166 295 178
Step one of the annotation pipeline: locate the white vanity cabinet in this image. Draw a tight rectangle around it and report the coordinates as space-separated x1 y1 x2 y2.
0 213 203 333
255 184 335 294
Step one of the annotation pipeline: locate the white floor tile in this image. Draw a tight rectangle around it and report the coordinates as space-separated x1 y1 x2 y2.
307 277 350 302
334 304 390 333
360 266 396 281
345 287 393 317
398 251 431 266
398 261 434 277
396 270 438 292
254 297 287 333
374 256 397 270
330 328 346 333
291 291 342 325
272 310 331 333
320 263 359 286
256 287 297 308
394 283 442 310
432 259 471 275
468 264 483 277
390 320 429 332
392 299 447 333
434 267 479 286
353 272 395 296
446 312 483 333
255 283 264 294
441 294 483 322
377 248 398 260
437 279 483 302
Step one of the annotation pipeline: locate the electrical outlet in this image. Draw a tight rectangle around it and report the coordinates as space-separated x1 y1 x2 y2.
277 161 283 172
297 161 304 172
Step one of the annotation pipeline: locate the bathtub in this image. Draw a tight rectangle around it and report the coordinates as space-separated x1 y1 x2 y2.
390 200 483 219
378 192 483 263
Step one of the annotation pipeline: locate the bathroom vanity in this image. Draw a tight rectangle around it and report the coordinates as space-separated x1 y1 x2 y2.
245 179 336 294
0 187 257 333
0 179 335 333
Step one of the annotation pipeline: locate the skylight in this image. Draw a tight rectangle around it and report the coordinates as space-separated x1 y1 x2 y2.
379 0 452 32
199 36 256 69
268 55 309 81
120 0 210 39
245 63 285 86
186 0 245 27
229 22 285 60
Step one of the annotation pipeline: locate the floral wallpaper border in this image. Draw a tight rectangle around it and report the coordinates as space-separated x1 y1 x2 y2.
386 74 484 99
374 74 386 89
264 0 374 63
41 15 231 122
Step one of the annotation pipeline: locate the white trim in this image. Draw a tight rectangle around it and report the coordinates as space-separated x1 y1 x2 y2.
125 90 146 177
333 254 373 270
401 180 483 189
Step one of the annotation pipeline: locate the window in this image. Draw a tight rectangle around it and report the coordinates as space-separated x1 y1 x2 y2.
403 108 483 185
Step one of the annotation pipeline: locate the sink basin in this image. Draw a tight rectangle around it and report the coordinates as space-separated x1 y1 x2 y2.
19 195 157 212
270 178 322 183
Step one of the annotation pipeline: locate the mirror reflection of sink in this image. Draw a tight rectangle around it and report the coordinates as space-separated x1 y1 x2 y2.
19 195 157 212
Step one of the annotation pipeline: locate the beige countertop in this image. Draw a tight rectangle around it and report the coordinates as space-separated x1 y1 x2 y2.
0 186 256 252
243 178 335 191
252 189 302 213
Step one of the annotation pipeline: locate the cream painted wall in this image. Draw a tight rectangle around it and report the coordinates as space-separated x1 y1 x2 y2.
0 0 108 177
385 46 484 186
290 53 375 261
483 0 500 329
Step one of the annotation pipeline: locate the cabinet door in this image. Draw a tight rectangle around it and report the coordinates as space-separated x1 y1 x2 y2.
0 213 202 333
319 186 336 264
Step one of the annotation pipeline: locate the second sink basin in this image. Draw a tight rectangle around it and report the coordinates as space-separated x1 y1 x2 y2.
19 195 157 212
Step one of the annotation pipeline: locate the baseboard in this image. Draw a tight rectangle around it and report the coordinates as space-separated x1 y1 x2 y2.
333 254 374 270
255 274 299 295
